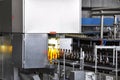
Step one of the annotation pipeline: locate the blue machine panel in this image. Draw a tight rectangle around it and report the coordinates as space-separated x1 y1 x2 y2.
82 18 118 26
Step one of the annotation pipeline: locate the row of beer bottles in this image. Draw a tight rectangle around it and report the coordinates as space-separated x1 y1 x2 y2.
48 48 80 63
59 49 120 67
59 49 111 65
48 48 117 67
84 50 116 67
59 49 80 60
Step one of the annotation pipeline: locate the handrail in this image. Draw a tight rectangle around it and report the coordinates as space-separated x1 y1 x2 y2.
92 7 120 11
92 12 120 16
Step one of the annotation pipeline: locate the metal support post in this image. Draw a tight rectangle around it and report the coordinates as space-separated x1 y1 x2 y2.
116 49 118 80
82 51 84 70
113 48 115 66
100 12 104 39
56 60 60 80
63 50 66 80
114 15 117 39
95 46 97 80
80 48 83 70
72 64 75 71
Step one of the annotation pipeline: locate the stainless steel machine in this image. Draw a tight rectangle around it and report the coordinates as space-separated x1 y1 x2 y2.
0 0 81 80
12 34 48 69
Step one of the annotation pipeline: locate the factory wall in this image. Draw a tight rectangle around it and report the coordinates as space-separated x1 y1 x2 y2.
82 0 120 17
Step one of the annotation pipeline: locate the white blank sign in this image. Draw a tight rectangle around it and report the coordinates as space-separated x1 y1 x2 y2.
24 0 81 33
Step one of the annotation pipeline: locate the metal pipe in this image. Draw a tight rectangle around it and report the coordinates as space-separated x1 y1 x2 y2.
100 11 104 39
114 15 117 39
92 8 120 11
92 12 120 16
80 48 82 70
94 46 97 80
63 50 66 80
116 49 118 80
73 64 75 71
82 51 84 70
113 48 115 66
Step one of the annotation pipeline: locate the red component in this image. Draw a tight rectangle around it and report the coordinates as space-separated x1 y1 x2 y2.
43 50 47 54
49 31 56 34
12 16 14 20
99 39 103 45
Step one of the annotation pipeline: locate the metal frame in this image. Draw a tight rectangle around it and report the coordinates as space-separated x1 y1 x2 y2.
91 8 120 39
94 45 120 80
61 48 84 80
115 46 120 80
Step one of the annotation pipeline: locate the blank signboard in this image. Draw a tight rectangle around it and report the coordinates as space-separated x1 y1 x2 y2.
24 0 81 33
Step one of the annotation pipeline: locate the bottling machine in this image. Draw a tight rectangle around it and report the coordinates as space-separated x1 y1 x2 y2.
0 0 120 80
0 0 80 80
